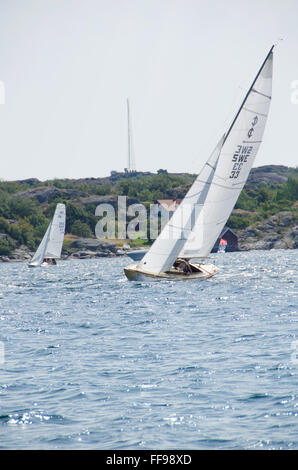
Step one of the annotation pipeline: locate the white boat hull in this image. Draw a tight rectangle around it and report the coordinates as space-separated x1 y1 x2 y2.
124 262 219 281
28 260 57 267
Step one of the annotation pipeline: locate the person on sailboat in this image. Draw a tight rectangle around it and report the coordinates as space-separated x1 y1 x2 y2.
183 260 192 275
174 258 192 274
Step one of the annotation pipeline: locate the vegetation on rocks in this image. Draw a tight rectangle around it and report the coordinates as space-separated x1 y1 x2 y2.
0 165 297 259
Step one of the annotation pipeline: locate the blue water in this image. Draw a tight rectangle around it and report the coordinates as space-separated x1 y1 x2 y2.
0 249 297 450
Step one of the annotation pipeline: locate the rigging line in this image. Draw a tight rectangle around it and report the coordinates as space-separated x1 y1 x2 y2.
206 162 216 170
251 88 271 100
204 216 229 227
205 193 241 204
192 216 228 228
216 218 229 226
232 179 248 186
184 162 218 192
167 224 196 232
190 177 242 190
243 107 268 117
211 173 248 186
183 192 203 200
209 179 246 190
185 211 230 227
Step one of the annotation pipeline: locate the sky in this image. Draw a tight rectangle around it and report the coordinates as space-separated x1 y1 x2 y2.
0 0 297 181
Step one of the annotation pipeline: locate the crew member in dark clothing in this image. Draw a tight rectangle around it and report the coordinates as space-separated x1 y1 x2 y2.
183 260 192 275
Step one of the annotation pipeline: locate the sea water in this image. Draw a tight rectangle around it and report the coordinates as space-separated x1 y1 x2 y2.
0 249 297 450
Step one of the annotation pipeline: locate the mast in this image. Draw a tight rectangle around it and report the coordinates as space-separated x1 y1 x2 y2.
127 98 131 171
126 98 136 172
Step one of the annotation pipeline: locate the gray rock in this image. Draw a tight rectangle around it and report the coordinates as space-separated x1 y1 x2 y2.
273 239 289 249
70 238 117 253
254 237 278 250
67 250 112 259
278 212 295 227
283 225 298 249
0 256 10 262
8 245 32 262
238 207 298 251
12 186 85 204
78 195 140 210
246 165 293 188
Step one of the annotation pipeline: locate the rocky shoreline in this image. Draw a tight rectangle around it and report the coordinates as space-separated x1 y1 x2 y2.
238 210 298 251
1 207 297 263
0 238 125 263
0 165 296 264
1 218 298 264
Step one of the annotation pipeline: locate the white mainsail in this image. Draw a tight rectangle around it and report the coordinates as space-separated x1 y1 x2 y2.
180 47 274 260
44 203 66 258
137 135 225 275
29 203 66 266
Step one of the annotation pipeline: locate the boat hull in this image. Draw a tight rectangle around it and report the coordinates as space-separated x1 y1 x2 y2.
124 262 219 281
28 263 50 267
28 260 57 267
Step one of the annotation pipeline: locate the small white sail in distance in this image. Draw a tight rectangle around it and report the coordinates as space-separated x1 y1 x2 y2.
180 46 274 260
137 134 225 275
29 203 66 267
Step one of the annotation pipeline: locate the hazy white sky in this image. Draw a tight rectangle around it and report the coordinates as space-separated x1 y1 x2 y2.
0 0 297 181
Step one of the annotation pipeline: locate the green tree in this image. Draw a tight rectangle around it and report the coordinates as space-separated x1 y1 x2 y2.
71 220 93 237
7 197 39 218
0 236 15 256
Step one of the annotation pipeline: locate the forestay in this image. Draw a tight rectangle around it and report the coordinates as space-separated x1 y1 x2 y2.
137 135 225 274
180 47 274 260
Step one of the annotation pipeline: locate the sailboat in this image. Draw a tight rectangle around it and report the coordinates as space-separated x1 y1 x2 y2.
124 46 274 281
28 203 66 267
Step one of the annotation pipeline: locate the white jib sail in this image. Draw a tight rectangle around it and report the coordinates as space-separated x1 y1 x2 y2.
28 203 66 266
44 203 66 258
180 47 273 260
28 222 52 266
137 135 225 274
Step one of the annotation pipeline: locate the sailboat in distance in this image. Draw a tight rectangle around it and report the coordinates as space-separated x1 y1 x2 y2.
28 203 66 267
124 46 274 281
